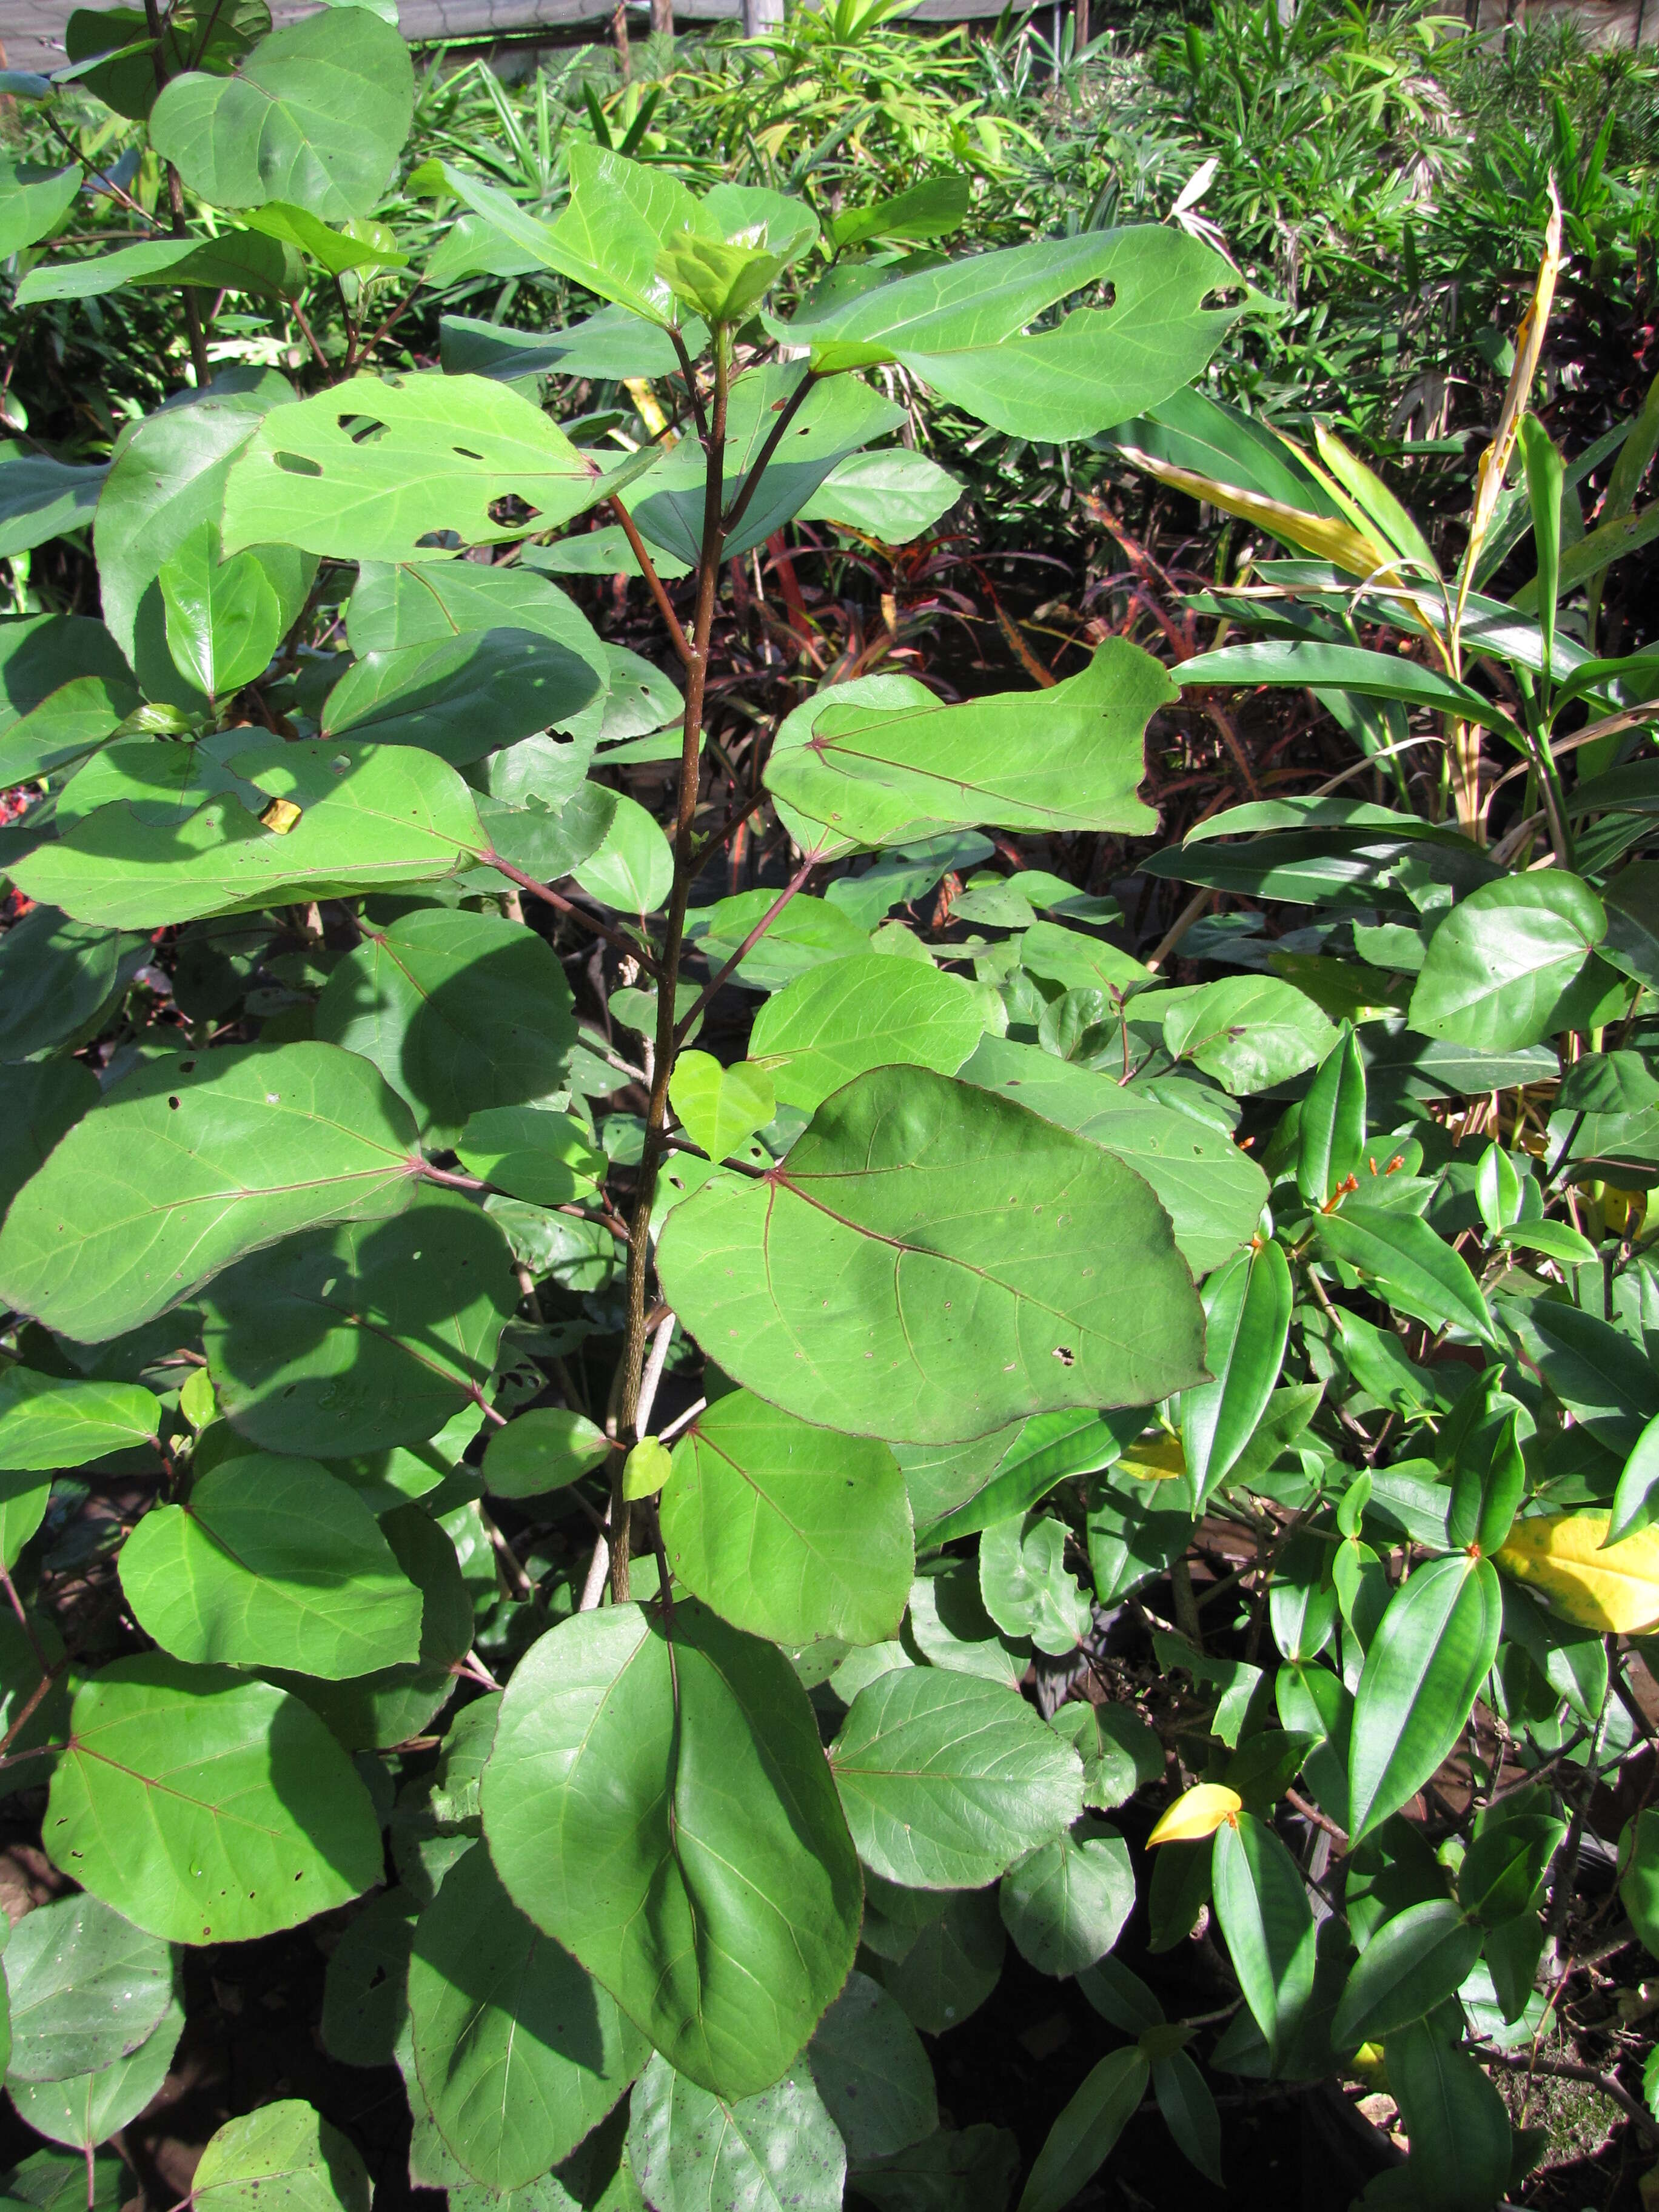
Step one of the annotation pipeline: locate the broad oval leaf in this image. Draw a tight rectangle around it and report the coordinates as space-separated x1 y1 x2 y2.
10 1985 184 2152
765 642 1168 854
657 1067 1207 1444
999 1818 1134 1977
315 909 577 1142
626 2050 845 2212
957 1036 1267 1279
978 1512 1093 1655
483 1408 609 1498
150 9 413 218
192 2102 372 2212
805 1972 937 2163
828 1667 1084 1888
15 737 487 928
1348 1555 1503 1842
0 615 136 780
1409 873 1610 1051
4 1894 173 2083
660 1389 914 1647
223 374 602 564
1159 974 1338 1095
408 1842 648 2190
0 1042 421 1342
118 1455 424 1677
747 955 986 1113
201 1196 517 1455
45 1655 383 1943
1496 1510 1659 1633
668 1053 776 1163
0 1369 159 1470
322 629 603 769
482 1601 860 2097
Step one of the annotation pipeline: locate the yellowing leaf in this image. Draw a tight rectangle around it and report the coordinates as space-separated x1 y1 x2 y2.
1496 1510 1659 1634
1117 1430 1187 1483
1115 446 1400 584
1147 1783 1241 1846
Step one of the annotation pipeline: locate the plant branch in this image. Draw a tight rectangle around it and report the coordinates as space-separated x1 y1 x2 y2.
668 324 709 441
611 495 692 665
1478 2045 1657 2142
484 852 662 974
674 850 816 1044
721 369 818 545
609 329 732 1603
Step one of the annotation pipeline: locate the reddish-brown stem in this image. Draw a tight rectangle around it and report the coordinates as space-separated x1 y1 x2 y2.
484 851 662 974
608 331 733 1603
674 850 816 1044
722 371 818 545
611 496 692 665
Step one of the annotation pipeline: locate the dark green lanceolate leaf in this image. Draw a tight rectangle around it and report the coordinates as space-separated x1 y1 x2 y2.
1523 1301 1659 1452
1151 2048 1222 2187
1212 1811 1316 2069
118 1455 423 1678
660 1390 913 1647
1180 1239 1292 1507
765 642 1168 854
1016 2048 1149 2212
202 1198 516 1456
409 1843 648 2191
999 1820 1134 1976
0 1043 420 1343
483 1602 860 2097
0 451 107 562
828 1668 1084 1887
45 1656 382 1943
806 1973 937 2163
626 2051 845 2212
1459 1812 1564 1926
1349 1555 1503 1842
1297 1027 1367 1205
1410 874 1611 1051
190 2102 372 2212
742 955 985 1113
16 738 488 928
223 374 603 565
150 8 413 220
1332 1899 1482 2048
11 1985 185 2152
631 366 902 567
1386 2023 1513 2212
0 615 137 780
322 629 603 769
1179 640 1515 736
4 1895 173 2082
1621 1809 1659 1956
316 910 576 1142
1316 1205 1497 1347
0 1369 159 1470
775 227 1235 440
657 1067 1206 1444
1268 1538 1338 1665
977 1513 1092 1654
911 1407 1127 1549
1159 974 1339 1094
957 1036 1267 1279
